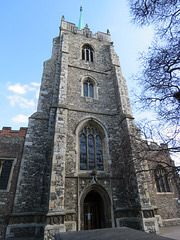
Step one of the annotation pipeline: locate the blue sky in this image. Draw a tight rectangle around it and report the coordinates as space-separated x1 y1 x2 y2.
0 0 154 130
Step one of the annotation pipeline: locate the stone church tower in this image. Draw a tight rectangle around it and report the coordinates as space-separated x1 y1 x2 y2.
6 9 160 239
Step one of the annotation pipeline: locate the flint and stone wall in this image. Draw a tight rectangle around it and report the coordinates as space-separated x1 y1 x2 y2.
4 18 179 240
0 127 27 239
146 143 180 227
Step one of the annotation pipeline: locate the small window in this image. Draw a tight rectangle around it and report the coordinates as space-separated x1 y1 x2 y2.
0 159 14 190
82 45 93 62
80 125 103 171
154 165 170 192
83 79 94 98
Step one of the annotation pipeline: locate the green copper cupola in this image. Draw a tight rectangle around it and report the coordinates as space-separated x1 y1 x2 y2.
78 5 84 30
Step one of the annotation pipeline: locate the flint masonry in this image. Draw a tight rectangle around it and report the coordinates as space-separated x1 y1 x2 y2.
0 7 179 240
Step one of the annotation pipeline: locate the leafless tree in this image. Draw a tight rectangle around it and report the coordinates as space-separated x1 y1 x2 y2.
128 0 180 173
128 0 180 123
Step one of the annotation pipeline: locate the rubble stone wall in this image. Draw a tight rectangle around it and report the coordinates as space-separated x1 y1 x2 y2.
0 128 27 239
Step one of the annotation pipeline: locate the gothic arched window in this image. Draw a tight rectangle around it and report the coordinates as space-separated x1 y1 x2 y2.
80 125 103 171
0 159 14 190
82 45 93 62
154 165 170 192
83 79 94 98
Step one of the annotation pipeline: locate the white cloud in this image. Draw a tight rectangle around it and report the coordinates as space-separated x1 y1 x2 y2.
35 89 40 99
31 82 40 87
8 83 27 95
12 114 29 123
24 85 36 92
8 82 40 95
8 95 35 108
19 98 35 108
7 82 40 108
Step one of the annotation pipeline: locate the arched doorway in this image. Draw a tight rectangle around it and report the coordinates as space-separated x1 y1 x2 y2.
83 190 105 230
80 184 112 230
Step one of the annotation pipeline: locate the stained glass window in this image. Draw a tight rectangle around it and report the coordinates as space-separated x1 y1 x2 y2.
88 135 95 170
160 175 165 192
155 174 161 192
89 84 94 98
0 160 13 190
80 134 87 170
80 125 103 171
83 79 94 98
164 174 170 192
154 165 170 192
84 83 88 97
96 136 103 170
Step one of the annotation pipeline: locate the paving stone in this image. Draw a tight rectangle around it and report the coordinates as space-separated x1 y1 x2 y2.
56 227 174 240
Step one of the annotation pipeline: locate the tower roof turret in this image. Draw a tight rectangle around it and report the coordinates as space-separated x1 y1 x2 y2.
78 5 84 30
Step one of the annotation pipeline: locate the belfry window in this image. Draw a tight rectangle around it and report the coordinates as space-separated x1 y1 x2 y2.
80 125 103 171
82 45 93 62
0 159 13 190
154 165 170 192
83 79 94 98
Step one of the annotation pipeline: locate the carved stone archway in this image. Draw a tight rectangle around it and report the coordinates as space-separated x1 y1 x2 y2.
79 184 112 230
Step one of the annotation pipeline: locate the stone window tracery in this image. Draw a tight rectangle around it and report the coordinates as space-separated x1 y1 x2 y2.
80 125 103 171
154 165 170 192
82 45 93 62
83 79 94 98
0 159 13 190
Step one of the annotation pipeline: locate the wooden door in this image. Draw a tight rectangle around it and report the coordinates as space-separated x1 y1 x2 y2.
84 202 99 230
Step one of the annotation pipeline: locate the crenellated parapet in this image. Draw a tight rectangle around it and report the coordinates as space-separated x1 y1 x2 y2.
0 127 27 136
60 17 111 43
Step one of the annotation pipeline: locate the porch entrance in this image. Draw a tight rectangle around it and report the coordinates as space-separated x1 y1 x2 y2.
83 190 105 230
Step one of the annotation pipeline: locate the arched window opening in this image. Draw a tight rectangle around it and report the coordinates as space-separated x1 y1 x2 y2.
0 159 13 190
82 45 93 62
80 125 103 171
154 165 170 192
83 79 94 98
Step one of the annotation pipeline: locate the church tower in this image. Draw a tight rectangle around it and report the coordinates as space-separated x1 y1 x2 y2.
6 8 159 239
